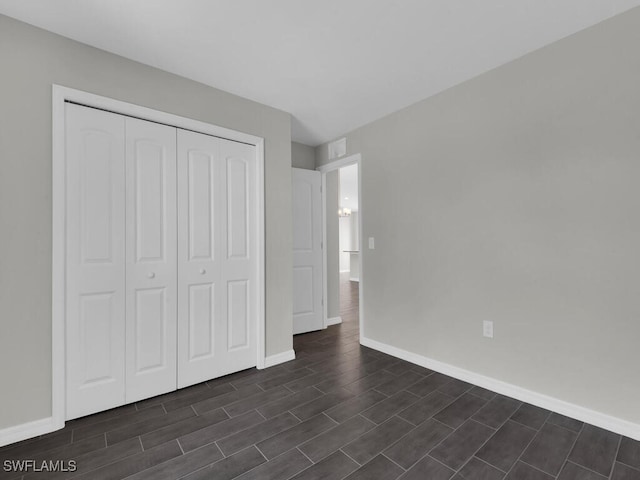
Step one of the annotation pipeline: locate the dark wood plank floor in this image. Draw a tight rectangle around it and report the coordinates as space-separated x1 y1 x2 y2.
1 274 638 479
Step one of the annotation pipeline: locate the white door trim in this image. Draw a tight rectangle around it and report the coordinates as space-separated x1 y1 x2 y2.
52 85 266 431
316 154 363 340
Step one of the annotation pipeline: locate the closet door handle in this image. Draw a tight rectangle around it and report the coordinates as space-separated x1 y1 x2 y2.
147 272 156 279
199 269 206 275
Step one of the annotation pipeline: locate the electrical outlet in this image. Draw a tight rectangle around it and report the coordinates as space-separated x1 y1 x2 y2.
368 237 375 249
483 321 494 338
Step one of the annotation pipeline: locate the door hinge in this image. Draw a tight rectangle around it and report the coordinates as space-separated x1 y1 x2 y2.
320 241 323 249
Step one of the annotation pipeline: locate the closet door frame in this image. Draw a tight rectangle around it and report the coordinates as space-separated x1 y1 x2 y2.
52 85 265 430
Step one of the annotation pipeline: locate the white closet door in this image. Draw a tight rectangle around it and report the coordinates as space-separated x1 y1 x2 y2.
66 104 126 419
125 118 177 402
177 130 257 388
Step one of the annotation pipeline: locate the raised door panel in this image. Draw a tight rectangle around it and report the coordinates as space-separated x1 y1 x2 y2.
65 103 126 420
125 117 177 403
135 142 166 262
293 180 314 253
228 280 249 350
188 283 215 360
227 157 249 260
188 151 215 261
293 267 314 316
78 293 117 385
79 132 116 263
134 288 166 372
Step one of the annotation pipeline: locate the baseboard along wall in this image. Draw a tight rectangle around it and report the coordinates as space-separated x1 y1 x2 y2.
360 336 640 441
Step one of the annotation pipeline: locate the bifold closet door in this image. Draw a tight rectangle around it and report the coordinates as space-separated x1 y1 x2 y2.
66 106 178 418
66 104 126 419
177 130 257 388
66 103 257 418
124 118 177 403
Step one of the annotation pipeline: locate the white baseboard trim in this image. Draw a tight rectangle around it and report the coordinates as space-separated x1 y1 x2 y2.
261 349 296 369
326 316 342 327
361 336 640 441
0 416 63 448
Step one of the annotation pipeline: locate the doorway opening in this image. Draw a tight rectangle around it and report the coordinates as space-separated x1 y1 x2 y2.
291 153 363 348
319 153 363 342
338 164 360 334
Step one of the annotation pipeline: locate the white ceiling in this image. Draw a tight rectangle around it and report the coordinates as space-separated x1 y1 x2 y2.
1 1 638 146
340 164 359 212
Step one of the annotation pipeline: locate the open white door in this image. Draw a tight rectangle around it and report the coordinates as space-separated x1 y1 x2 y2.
292 168 323 334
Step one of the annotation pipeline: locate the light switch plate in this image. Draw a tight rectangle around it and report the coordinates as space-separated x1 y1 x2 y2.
483 321 494 338
368 237 375 249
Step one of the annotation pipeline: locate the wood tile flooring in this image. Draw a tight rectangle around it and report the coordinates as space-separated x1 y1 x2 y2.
1 274 638 479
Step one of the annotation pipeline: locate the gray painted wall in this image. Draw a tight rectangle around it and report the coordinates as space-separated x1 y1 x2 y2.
0 15 292 430
317 8 640 424
325 171 340 320
291 141 315 170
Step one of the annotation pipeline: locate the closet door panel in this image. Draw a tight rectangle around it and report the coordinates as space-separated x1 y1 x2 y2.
125 118 177 402
66 104 126 420
177 131 221 387
178 131 257 387
220 140 256 367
